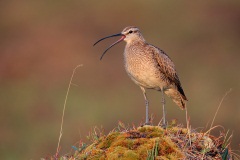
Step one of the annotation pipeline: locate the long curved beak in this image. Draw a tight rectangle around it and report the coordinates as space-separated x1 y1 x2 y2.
93 33 125 60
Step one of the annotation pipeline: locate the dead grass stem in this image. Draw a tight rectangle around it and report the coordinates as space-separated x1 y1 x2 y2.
55 64 83 157
209 88 232 136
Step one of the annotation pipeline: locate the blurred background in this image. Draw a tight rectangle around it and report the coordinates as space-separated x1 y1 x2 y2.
0 0 240 159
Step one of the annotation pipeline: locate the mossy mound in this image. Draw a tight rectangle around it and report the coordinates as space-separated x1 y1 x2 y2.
77 126 183 159
67 125 231 160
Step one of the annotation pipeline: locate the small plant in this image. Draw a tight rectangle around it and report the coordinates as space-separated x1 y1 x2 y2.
86 126 104 143
147 138 159 160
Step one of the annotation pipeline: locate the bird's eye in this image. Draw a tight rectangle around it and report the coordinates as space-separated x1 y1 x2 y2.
128 30 133 34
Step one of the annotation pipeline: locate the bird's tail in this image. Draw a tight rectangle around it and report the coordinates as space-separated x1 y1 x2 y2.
164 88 187 109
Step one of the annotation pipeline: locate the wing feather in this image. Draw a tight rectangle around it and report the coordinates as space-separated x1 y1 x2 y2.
150 45 187 101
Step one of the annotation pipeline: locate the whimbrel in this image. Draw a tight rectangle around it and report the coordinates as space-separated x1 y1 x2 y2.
94 26 187 126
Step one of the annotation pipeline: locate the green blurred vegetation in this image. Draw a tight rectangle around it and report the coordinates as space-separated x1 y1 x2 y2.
0 0 240 159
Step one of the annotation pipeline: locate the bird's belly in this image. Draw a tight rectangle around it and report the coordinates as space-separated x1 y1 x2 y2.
125 63 165 90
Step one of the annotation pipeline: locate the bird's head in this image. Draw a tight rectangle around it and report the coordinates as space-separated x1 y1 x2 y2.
94 26 144 60
121 26 144 43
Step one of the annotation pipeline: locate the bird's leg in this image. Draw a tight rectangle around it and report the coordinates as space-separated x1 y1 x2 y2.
140 87 150 125
161 89 166 128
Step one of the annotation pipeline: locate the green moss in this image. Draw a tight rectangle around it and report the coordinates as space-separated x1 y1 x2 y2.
76 126 184 159
97 132 120 149
106 146 139 159
147 131 163 138
107 146 126 159
123 150 139 159
71 125 229 159
138 126 164 134
167 126 188 135
77 148 106 160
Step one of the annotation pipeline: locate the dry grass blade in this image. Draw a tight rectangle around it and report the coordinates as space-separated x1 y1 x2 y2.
205 125 224 135
55 64 83 157
209 88 232 136
185 106 192 147
230 150 240 159
222 130 233 149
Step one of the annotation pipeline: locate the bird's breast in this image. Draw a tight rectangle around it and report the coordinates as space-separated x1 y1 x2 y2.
123 45 166 89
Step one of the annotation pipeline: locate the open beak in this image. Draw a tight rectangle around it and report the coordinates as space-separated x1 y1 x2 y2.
93 33 125 60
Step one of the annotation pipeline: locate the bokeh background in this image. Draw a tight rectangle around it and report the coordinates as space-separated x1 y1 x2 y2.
0 1 240 159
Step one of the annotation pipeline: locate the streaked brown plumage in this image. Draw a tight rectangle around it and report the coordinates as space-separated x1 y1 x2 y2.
94 26 187 126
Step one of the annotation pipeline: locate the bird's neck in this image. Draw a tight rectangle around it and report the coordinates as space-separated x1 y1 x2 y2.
126 38 146 47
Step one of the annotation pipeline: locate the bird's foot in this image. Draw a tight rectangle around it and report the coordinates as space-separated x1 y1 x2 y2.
162 117 167 128
141 121 152 127
144 122 151 126
160 122 167 129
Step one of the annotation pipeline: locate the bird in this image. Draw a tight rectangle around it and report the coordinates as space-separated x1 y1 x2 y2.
94 26 187 127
